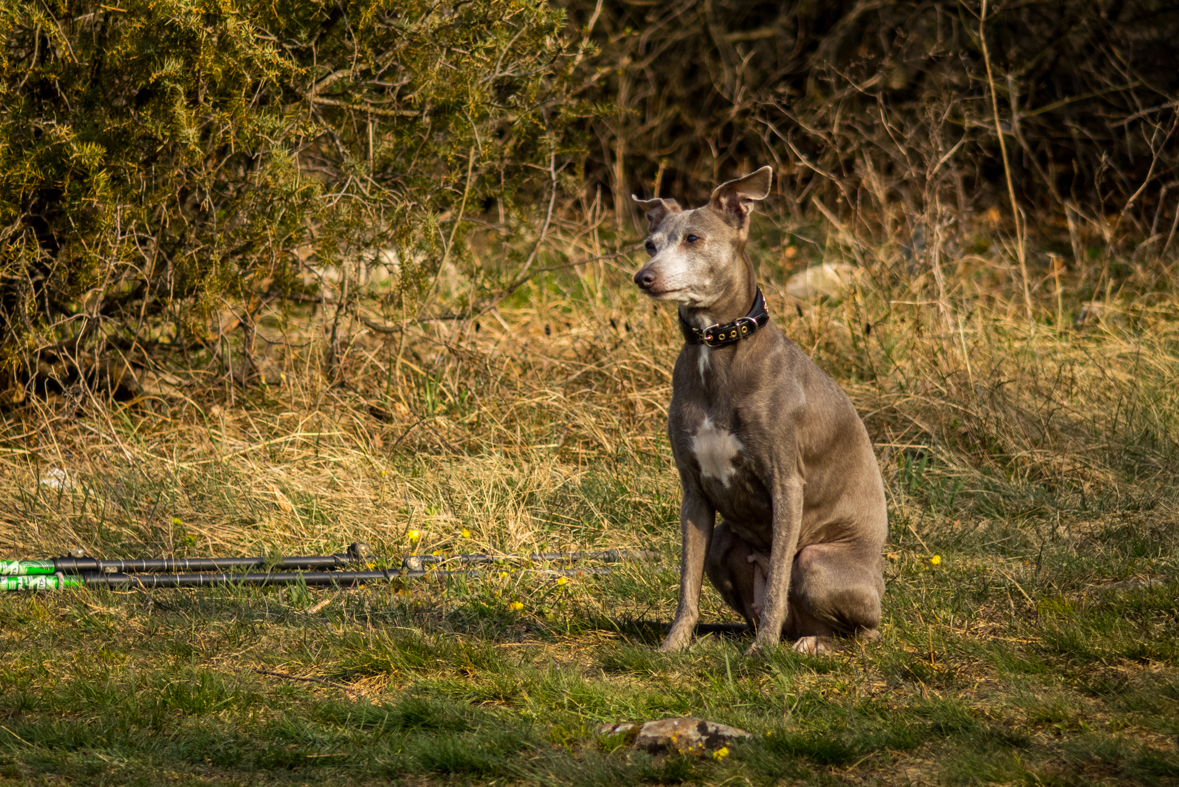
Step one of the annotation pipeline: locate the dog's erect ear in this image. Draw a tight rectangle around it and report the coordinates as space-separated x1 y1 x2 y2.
631 195 682 233
708 166 773 228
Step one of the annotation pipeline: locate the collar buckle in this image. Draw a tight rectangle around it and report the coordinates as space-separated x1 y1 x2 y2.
699 323 725 348
733 316 758 336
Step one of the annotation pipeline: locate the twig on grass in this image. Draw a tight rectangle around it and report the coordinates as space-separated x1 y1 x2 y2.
254 668 358 697
994 566 1035 605
1 725 37 748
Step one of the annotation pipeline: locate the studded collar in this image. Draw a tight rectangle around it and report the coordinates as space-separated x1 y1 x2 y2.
678 287 771 348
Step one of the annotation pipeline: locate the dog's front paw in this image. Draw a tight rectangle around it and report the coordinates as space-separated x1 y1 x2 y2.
744 635 779 658
659 626 693 653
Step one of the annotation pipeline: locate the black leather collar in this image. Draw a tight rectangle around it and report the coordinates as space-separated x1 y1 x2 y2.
678 287 771 348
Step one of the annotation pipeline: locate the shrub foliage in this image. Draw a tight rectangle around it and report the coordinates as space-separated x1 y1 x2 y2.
0 0 573 397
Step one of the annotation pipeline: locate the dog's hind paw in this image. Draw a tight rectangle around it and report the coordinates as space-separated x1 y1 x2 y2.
792 636 834 655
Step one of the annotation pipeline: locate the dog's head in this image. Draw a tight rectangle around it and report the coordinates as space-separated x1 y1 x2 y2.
631 167 772 310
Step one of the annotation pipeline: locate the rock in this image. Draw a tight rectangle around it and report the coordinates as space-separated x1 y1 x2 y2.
784 262 862 300
624 717 751 756
40 468 73 491
1073 302 1103 329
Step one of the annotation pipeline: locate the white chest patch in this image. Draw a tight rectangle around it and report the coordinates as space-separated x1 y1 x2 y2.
691 417 743 488
697 346 711 381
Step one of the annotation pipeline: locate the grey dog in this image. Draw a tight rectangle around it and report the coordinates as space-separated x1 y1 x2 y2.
632 166 887 656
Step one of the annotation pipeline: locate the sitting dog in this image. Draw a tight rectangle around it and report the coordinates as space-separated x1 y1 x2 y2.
632 166 887 655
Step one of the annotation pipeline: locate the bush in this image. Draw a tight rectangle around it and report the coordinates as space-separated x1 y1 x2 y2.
0 0 574 399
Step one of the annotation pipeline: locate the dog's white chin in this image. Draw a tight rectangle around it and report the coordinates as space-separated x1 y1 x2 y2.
644 288 702 306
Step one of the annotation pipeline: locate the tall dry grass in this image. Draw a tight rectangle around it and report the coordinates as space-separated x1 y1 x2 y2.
0 204 1177 567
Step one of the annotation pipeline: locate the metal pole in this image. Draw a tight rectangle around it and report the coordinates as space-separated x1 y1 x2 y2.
0 545 658 577
0 545 365 577
403 549 657 570
0 553 358 576
1 566 614 592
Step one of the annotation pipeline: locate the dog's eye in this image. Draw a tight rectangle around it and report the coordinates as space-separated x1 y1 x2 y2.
644 240 657 255
685 234 700 243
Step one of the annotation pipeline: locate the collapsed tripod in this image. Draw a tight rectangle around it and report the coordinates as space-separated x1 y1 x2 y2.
0 543 658 591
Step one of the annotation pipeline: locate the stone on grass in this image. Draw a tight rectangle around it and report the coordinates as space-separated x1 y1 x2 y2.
1073 302 1104 329
600 717 750 756
784 262 862 300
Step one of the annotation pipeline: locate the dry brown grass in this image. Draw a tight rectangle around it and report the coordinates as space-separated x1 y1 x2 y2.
1 212 1177 569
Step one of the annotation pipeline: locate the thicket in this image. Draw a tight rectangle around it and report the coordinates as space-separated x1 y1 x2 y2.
2 0 1178 401
0 0 577 399
564 0 1179 258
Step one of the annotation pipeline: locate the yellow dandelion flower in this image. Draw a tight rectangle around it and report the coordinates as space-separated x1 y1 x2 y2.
556 576 568 586
171 516 182 526
930 554 942 565
712 746 730 761
408 529 420 541
499 571 509 579
461 528 471 538
510 601 524 611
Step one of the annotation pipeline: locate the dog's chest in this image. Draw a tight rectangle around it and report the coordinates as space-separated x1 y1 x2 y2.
690 416 744 487
678 412 772 526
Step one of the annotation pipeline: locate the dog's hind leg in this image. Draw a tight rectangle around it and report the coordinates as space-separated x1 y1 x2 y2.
785 542 884 652
707 527 885 651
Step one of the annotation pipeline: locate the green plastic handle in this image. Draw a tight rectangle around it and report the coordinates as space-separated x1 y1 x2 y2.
1 574 83 591
0 560 56 577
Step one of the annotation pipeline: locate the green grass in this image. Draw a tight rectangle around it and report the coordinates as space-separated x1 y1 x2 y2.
0 529 1175 785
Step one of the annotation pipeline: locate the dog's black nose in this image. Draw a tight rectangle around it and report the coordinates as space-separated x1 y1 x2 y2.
634 268 657 289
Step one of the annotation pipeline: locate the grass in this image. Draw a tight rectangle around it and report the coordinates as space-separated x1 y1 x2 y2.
1 214 1177 785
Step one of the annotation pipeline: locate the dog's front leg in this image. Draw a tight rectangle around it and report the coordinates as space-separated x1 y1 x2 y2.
747 476 803 656
661 488 715 652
